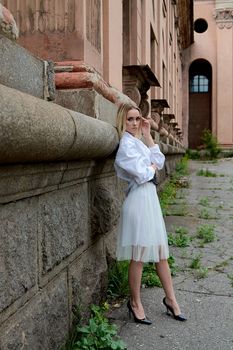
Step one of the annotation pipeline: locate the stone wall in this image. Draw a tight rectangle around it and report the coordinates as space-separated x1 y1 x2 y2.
0 159 125 349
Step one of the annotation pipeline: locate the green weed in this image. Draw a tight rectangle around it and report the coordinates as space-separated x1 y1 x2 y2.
186 149 200 160
72 304 126 350
195 267 208 279
198 208 211 219
168 226 189 247
196 224 216 243
196 169 217 177
189 255 202 269
199 197 210 207
227 274 233 287
159 156 189 215
107 261 129 300
142 263 161 287
201 129 221 159
168 255 178 276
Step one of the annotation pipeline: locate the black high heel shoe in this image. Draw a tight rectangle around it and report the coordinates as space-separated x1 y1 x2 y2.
163 297 187 321
127 301 152 325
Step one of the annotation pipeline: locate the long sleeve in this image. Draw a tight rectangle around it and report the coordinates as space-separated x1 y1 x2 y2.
149 145 165 170
115 140 155 184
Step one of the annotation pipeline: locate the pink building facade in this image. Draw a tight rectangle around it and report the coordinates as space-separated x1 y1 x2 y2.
183 0 233 149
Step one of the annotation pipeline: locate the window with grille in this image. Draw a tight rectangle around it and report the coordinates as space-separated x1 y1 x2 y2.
190 75 209 92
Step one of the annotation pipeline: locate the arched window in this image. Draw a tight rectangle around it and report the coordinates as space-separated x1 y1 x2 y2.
190 75 209 92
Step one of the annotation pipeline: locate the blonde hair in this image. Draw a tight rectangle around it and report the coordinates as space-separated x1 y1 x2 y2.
116 103 142 138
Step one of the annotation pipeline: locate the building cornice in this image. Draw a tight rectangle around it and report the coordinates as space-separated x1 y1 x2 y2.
213 8 233 29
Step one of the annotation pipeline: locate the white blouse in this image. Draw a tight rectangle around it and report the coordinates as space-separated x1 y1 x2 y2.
114 131 165 192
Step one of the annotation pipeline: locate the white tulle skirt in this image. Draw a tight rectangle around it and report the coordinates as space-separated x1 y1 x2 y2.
116 182 169 262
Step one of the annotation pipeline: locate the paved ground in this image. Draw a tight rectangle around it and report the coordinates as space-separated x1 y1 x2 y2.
109 159 233 350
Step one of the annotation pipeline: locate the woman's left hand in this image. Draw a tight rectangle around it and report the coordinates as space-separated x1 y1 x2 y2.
141 117 151 137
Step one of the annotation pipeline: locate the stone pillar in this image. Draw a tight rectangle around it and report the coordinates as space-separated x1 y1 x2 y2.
123 65 160 117
213 6 233 148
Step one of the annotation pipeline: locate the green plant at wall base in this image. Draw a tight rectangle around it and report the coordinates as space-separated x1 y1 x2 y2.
186 149 201 160
159 155 189 215
73 304 126 350
201 129 221 159
107 261 129 300
159 181 177 215
142 263 162 287
142 256 178 286
174 155 189 177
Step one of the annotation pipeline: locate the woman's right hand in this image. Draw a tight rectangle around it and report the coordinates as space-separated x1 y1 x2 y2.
151 163 157 171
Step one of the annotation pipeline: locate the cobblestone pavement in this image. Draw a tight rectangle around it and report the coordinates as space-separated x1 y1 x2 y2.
109 159 233 350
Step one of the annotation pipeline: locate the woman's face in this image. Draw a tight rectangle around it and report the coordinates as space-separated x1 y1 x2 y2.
125 108 141 137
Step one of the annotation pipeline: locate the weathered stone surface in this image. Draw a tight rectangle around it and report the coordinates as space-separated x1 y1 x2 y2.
55 61 133 107
0 35 48 99
38 184 89 274
69 240 107 318
90 176 122 237
55 88 118 125
0 273 69 350
0 163 65 204
0 198 38 315
0 160 117 205
0 84 119 164
0 4 18 40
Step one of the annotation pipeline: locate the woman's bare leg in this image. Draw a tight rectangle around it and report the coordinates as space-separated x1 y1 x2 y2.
155 259 181 315
128 260 145 319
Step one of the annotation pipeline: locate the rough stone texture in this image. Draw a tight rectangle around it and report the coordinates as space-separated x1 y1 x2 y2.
0 152 182 349
0 35 52 99
90 176 122 237
55 88 118 125
69 240 108 319
0 84 119 164
0 162 66 204
0 198 38 314
39 184 89 274
0 273 69 350
0 3 18 40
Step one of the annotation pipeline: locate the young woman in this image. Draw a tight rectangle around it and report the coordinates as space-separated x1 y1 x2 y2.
114 103 186 325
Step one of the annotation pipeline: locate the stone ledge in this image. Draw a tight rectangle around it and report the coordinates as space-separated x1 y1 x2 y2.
0 159 116 204
0 84 118 164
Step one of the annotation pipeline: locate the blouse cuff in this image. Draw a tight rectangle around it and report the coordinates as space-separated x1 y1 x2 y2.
149 144 160 151
148 165 156 174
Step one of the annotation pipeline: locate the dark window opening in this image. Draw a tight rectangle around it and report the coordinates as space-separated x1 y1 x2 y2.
194 18 208 33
